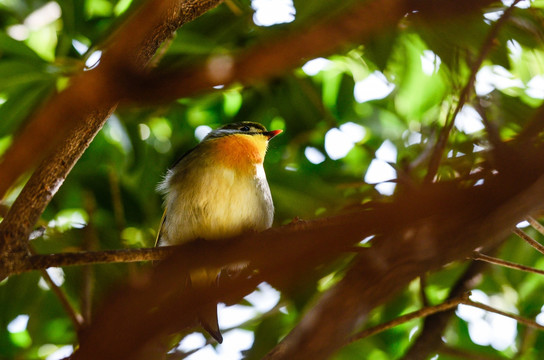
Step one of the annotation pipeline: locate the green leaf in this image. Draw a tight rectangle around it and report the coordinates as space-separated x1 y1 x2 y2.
0 81 54 137
0 33 43 62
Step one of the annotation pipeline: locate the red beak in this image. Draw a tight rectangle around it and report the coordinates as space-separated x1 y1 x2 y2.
265 129 283 140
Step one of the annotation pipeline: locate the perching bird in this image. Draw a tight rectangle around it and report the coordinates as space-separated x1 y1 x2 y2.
156 121 282 343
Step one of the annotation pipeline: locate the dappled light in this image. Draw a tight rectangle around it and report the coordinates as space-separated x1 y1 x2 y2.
251 0 296 27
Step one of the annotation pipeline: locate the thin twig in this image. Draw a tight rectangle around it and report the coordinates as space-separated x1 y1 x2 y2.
347 292 544 350
347 294 470 344
513 228 544 255
25 246 177 273
29 246 84 332
472 251 544 276
527 216 544 237
462 299 544 331
424 0 522 183
400 257 493 360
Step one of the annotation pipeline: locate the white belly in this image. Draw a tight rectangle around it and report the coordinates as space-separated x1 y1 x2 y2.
160 164 273 245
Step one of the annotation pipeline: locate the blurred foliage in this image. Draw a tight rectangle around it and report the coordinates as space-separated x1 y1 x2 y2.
2 0 544 359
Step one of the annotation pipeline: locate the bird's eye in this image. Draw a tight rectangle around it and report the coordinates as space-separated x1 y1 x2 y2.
240 126 251 132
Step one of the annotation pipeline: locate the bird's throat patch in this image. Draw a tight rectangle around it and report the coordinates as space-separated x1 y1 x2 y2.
212 134 268 170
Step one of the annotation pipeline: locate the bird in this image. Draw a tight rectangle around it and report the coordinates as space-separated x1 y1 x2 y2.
155 121 282 343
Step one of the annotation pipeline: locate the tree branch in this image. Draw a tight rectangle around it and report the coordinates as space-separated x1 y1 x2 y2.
439 344 509 360
463 299 544 331
30 244 84 333
347 293 470 344
527 216 544 236
122 0 498 104
472 251 544 276
513 227 544 255
401 258 491 360
24 247 177 273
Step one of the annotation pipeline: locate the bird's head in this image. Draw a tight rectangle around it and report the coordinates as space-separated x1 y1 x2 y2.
203 121 282 168
204 121 282 141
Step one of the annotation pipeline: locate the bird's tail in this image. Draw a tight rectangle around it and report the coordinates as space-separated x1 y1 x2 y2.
155 212 223 343
190 267 223 344
198 302 223 344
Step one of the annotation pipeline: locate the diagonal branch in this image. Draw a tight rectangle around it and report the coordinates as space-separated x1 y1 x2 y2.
122 0 498 104
527 216 544 236
401 258 491 360
348 293 470 344
463 299 544 331
472 251 544 276
514 227 544 255
30 243 84 333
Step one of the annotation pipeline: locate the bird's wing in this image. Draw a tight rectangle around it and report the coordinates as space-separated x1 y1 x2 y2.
169 146 197 169
155 207 167 247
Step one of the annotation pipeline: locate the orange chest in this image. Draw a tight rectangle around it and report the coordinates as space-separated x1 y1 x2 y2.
210 135 268 170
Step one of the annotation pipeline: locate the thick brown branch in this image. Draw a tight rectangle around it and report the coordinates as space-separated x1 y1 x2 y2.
122 0 497 104
439 345 509 360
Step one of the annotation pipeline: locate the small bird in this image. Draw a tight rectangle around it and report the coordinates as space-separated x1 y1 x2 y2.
156 121 282 343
